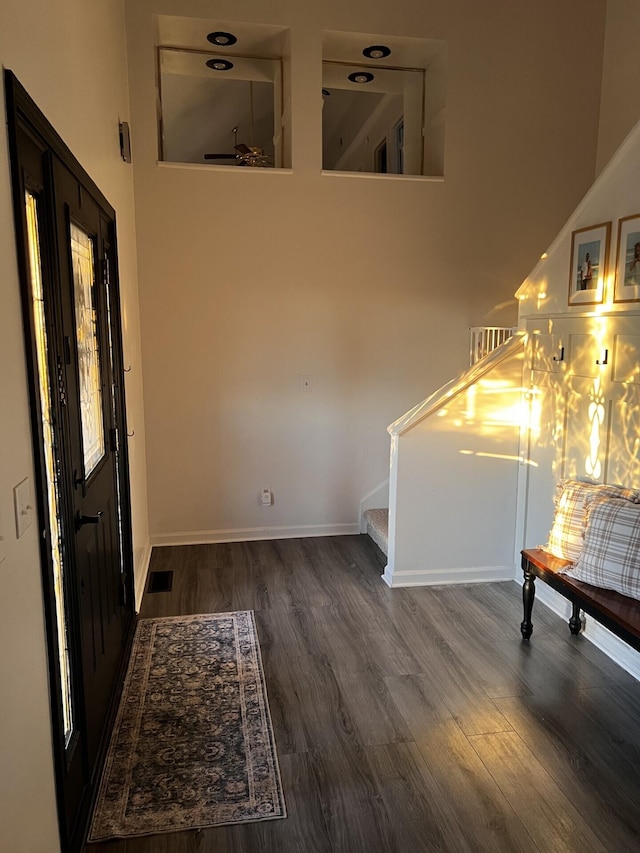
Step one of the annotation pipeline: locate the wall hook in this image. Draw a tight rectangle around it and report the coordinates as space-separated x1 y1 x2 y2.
127 430 135 437
123 365 132 373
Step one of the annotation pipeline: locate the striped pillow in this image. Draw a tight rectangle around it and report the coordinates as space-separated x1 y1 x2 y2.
564 497 640 600
545 480 640 562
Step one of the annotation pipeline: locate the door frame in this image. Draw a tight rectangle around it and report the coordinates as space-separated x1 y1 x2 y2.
5 70 136 852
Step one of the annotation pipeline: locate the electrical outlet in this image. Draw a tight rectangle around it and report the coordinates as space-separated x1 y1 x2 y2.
301 375 312 393
260 487 272 506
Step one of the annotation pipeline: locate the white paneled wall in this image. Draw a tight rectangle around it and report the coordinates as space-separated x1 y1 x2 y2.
515 117 640 678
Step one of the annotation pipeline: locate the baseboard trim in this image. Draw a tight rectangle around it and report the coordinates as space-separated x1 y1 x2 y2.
381 564 515 588
135 541 153 611
150 523 361 548
515 577 640 682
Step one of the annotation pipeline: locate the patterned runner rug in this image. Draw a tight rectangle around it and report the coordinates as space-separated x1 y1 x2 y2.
88 611 286 841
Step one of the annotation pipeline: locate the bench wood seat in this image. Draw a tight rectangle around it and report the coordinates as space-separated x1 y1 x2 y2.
521 547 640 654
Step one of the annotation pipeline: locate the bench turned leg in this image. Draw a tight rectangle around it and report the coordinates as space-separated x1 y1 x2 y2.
521 564 535 640
569 602 582 635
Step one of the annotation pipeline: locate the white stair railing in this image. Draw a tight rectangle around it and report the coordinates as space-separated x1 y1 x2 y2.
469 326 517 365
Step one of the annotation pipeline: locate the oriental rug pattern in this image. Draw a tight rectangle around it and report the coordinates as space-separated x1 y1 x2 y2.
88 611 286 841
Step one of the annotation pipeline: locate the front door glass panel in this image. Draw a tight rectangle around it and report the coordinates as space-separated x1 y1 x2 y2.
70 223 105 477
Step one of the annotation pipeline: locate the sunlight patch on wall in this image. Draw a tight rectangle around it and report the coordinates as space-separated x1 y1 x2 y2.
586 375 606 479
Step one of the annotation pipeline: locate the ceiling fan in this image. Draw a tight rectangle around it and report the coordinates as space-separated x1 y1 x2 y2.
204 82 273 167
204 127 272 167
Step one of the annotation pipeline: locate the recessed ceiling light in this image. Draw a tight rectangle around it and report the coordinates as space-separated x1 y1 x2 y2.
363 45 391 59
348 71 374 84
206 58 234 71
207 31 237 47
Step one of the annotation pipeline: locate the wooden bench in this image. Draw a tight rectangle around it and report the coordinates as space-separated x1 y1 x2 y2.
520 547 640 654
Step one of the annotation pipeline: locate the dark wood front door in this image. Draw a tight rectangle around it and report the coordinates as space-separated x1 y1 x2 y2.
5 72 135 852
52 157 130 769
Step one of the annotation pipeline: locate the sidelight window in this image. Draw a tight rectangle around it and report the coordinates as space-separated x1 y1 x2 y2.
26 191 75 746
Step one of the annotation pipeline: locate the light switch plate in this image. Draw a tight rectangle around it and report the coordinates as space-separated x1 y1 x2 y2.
14 477 34 539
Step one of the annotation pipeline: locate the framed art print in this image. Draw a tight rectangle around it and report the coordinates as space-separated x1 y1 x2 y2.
568 222 611 306
614 214 640 303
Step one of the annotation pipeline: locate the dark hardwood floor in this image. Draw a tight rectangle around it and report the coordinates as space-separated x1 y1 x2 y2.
87 535 640 852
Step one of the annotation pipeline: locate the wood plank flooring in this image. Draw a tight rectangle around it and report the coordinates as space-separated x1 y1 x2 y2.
86 535 640 852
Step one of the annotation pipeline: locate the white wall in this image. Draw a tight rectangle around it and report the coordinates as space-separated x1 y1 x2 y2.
385 338 525 587
0 1 148 850
596 0 640 175
127 0 606 545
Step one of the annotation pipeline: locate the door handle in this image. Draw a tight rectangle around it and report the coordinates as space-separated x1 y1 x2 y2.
76 511 103 530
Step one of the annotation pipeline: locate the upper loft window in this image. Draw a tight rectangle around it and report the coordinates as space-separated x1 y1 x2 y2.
156 16 290 168
322 29 446 178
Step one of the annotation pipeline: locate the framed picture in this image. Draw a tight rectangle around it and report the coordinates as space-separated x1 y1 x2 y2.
614 214 640 303
568 222 611 306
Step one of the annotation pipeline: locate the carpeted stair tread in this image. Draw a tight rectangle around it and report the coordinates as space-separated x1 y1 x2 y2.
363 508 389 556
